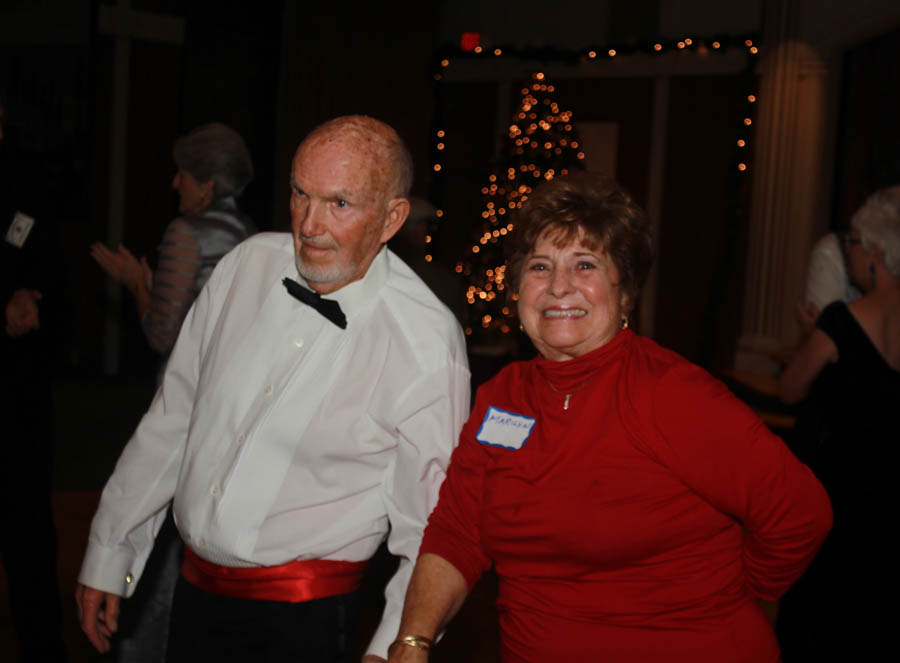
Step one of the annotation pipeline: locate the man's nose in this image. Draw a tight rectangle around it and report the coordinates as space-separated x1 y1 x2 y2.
296 199 325 237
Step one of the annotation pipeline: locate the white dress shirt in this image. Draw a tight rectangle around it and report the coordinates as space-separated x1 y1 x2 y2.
78 232 471 657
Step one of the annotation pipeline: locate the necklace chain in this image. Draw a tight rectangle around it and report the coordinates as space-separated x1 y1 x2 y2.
543 375 594 410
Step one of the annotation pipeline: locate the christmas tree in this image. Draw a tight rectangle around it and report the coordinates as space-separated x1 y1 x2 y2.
457 71 585 346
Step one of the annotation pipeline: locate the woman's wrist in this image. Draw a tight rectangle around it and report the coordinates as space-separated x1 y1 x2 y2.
387 634 433 661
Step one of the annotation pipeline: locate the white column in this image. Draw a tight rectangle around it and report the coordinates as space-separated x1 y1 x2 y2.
735 0 827 374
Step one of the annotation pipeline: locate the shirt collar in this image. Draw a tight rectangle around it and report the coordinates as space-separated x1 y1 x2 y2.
294 246 389 320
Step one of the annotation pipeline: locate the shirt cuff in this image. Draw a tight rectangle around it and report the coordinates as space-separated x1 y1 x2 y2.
78 543 141 598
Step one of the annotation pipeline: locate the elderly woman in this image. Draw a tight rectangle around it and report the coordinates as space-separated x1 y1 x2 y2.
777 189 900 661
87 123 255 663
386 174 832 663
91 122 256 356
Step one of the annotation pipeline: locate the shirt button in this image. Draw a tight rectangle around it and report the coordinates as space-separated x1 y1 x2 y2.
125 573 133 584
294 338 304 348
264 385 273 395
196 537 205 549
210 484 221 496
237 434 245 444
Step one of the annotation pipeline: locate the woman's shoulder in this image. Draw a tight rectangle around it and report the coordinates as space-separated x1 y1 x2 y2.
620 334 726 407
625 333 698 378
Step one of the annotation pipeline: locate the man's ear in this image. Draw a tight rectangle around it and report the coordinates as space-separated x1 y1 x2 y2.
379 197 411 244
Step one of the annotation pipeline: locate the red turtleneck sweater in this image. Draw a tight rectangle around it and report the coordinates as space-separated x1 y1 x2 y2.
421 330 831 663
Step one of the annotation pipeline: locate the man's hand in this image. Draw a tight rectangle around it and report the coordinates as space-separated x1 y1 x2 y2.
75 583 121 653
363 656 388 663
5 288 41 336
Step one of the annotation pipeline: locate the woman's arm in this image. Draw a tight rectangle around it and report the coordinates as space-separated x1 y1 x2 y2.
777 328 837 404
649 362 832 600
387 553 469 662
142 219 201 354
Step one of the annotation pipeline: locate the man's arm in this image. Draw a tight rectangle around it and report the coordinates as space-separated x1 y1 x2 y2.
75 248 231 651
365 360 471 660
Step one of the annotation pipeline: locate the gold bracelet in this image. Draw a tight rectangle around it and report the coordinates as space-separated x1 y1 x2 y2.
389 634 434 653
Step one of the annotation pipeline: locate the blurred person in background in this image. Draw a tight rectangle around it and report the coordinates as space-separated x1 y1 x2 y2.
778 188 900 661
1 88 68 662
91 122 256 360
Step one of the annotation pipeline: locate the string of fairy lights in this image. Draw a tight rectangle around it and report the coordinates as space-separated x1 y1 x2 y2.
426 34 760 339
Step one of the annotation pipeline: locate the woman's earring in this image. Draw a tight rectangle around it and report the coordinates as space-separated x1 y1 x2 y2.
621 317 629 330
519 323 524 332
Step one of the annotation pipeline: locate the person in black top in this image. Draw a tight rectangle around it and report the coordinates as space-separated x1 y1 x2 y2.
778 188 900 661
1 91 68 662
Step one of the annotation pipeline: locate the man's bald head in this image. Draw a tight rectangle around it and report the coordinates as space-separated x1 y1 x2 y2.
301 115 413 200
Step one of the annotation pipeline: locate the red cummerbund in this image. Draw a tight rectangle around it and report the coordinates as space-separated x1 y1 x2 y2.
181 547 368 603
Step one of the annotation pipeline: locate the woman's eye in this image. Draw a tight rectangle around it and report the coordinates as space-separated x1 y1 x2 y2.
336 199 347 208
577 261 596 270
529 263 547 271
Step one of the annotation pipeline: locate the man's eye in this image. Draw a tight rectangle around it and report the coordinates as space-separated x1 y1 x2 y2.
336 200 347 208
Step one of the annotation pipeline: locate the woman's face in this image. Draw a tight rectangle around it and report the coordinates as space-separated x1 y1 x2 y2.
517 229 626 361
172 169 214 215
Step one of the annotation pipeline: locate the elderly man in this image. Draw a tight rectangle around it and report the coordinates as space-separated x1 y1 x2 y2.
76 116 470 662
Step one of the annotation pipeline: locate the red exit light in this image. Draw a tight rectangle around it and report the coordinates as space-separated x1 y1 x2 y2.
461 32 481 51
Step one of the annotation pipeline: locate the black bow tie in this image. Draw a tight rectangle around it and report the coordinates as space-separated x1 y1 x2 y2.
283 278 347 329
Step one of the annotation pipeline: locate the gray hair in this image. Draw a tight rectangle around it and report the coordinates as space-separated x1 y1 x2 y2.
173 122 254 199
851 188 900 278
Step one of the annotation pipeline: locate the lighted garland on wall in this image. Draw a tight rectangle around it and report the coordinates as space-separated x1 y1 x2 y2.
427 34 760 343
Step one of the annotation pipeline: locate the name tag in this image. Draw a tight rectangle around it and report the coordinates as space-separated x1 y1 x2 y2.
476 406 535 450
5 211 35 248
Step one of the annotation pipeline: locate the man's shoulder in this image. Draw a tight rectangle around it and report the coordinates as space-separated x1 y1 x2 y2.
384 255 463 330
376 252 467 367
216 231 291 269
202 232 292 296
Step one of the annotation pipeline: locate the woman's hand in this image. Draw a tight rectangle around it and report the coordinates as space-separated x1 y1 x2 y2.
386 646 429 662
794 299 820 337
90 242 148 297
90 241 153 321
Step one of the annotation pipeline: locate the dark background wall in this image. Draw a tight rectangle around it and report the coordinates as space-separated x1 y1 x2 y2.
831 25 900 229
2 0 898 377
